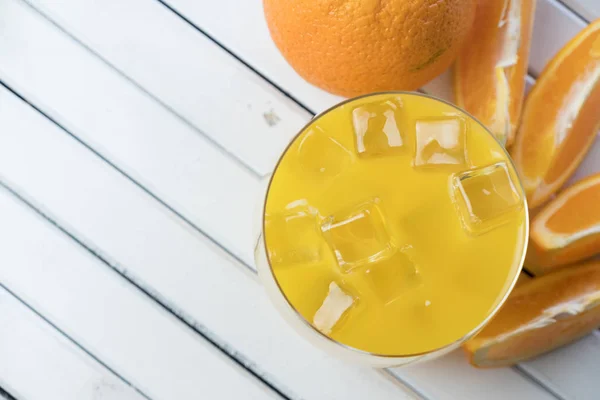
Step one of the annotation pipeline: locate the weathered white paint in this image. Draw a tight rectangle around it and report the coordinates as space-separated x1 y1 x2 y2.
0 0 598 398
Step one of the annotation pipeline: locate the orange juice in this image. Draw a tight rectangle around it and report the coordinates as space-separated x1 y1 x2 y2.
261 93 527 358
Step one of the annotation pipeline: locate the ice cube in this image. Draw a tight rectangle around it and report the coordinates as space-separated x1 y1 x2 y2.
297 126 353 178
265 205 324 267
313 281 357 334
363 249 422 305
452 162 523 234
414 118 467 167
352 98 405 156
321 199 394 272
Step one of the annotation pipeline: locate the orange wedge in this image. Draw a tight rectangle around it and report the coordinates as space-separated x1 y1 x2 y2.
464 260 600 368
515 271 532 287
511 20 600 208
455 0 536 146
526 172 600 274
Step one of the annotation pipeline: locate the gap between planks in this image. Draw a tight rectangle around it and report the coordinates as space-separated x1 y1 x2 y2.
0 386 16 400
4 0 595 398
0 74 411 399
0 174 288 400
0 278 150 400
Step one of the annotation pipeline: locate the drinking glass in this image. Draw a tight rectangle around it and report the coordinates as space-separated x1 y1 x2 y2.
254 91 529 367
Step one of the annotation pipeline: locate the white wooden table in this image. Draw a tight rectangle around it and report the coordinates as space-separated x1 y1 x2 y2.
0 1 599 399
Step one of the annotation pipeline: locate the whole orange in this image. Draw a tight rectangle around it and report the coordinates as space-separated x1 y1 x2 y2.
264 0 476 97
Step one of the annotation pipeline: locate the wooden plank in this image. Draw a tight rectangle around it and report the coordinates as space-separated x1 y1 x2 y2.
421 70 454 102
0 187 275 400
518 332 600 400
20 0 309 177
0 1 566 398
0 387 15 400
389 351 554 400
530 0 587 77
162 0 578 102
0 0 259 267
0 286 145 400
159 0 344 114
0 83 410 400
559 0 600 22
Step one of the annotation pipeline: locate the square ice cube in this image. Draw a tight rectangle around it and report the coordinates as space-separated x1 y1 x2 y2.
265 206 324 267
363 249 422 305
297 126 353 178
352 98 405 157
452 162 523 234
415 118 467 167
313 281 357 335
321 199 394 272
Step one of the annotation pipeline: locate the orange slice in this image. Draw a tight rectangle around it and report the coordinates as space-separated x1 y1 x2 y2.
515 272 532 287
526 173 600 274
464 260 600 368
455 0 536 146
511 20 600 208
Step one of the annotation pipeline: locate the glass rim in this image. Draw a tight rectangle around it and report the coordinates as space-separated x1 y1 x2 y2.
260 90 530 359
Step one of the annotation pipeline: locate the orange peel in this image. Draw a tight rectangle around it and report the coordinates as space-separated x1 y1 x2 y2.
527 172 600 274
511 20 600 208
455 0 536 146
464 260 600 368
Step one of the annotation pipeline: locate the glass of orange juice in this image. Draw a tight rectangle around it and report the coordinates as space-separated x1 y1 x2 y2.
254 92 528 367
